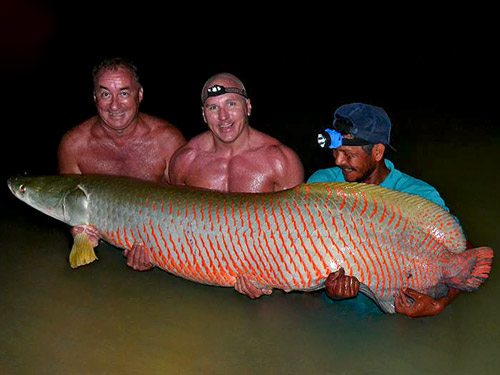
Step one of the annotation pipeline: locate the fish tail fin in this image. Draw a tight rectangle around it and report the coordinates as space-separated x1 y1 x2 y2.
445 247 494 291
69 233 98 268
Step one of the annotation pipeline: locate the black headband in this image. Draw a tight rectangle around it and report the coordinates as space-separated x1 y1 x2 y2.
202 84 248 103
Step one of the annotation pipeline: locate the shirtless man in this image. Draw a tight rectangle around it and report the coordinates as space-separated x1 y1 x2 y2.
58 57 186 270
168 72 305 295
169 72 304 193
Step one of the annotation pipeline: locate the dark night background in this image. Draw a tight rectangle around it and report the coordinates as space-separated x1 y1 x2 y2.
2 4 500 373
1 1 498 195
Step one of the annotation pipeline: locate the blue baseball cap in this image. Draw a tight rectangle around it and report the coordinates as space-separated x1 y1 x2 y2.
333 103 395 149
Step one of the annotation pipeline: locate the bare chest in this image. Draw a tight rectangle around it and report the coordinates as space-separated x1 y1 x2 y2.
186 153 276 193
78 140 166 182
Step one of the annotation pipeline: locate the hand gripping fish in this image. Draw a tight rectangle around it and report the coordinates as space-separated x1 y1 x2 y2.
7 174 494 313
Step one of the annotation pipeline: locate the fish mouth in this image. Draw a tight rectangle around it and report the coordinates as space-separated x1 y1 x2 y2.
7 176 22 195
6 178 14 194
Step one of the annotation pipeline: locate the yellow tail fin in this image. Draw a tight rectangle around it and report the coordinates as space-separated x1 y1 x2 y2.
69 233 98 268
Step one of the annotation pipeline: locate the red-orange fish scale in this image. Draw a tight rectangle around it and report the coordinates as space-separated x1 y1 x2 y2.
316 205 352 275
274 197 305 288
287 200 322 282
297 200 330 277
368 221 394 296
358 217 385 296
254 199 286 284
340 212 370 284
284 200 314 286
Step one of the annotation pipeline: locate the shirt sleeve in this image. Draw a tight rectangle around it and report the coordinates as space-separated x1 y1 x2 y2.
307 168 343 183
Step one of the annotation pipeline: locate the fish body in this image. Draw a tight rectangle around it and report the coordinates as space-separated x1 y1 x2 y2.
7 175 493 313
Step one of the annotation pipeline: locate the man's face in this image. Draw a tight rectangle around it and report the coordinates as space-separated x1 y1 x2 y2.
201 78 251 144
93 67 143 132
332 145 377 182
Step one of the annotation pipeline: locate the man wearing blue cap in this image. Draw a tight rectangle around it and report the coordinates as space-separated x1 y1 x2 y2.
310 103 448 206
308 103 460 318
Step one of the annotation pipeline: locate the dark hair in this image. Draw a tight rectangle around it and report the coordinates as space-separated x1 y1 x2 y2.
335 115 377 154
361 144 375 154
92 57 141 88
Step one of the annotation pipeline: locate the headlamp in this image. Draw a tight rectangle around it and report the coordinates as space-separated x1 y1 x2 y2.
317 128 343 149
203 84 248 103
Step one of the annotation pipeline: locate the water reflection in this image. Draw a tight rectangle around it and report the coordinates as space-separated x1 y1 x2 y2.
1 117 499 375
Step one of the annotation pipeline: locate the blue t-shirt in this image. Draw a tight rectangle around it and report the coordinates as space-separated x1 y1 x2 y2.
307 159 449 211
307 159 449 314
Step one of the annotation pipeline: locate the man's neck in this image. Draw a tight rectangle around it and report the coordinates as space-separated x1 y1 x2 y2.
362 160 390 185
97 115 144 142
211 125 253 157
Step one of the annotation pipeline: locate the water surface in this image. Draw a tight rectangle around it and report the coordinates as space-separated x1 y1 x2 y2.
1 114 499 375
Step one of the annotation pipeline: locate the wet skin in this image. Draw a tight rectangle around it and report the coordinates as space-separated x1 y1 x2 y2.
169 74 304 193
59 66 185 271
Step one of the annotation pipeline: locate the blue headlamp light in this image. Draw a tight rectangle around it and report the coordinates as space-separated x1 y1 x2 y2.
317 128 343 149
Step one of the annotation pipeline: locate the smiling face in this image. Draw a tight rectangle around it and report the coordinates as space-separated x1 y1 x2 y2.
201 75 251 144
332 145 379 183
93 67 143 133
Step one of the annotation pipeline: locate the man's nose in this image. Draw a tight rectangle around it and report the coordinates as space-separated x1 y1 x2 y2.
333 151 347 167
110 95 120 110
218 107 229 120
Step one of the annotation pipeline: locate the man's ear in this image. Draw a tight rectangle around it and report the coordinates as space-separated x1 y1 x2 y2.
246 99 252 116
373 144 386 162
138 87 144 103
201 106 207 124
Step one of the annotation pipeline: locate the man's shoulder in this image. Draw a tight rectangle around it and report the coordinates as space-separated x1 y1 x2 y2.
388 166 438 193
168 135 209 180
140 113 180 132
249 128 282 147
387 163 448 210
140 114 186 146
60 117 96 144
248 128 300 160
170 134 208 164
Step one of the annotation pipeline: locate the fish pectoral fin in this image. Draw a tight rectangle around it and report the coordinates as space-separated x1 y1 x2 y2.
375 299 395 314
69 233 98 269
359 283 395 314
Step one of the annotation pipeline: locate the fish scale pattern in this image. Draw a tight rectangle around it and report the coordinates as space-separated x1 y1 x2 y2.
80 177 464 299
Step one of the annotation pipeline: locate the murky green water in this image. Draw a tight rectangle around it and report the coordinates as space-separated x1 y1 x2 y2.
1 113 499 375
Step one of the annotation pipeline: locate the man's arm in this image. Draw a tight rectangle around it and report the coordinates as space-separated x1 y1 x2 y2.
168 146 196 186
272 145 305 190
159 126 186 184
57 132 83 174
394 287 460 318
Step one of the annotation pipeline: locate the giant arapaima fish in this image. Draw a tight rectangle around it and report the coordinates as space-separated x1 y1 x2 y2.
7 174 494 313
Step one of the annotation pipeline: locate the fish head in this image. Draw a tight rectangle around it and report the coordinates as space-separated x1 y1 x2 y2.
7 175 90 226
